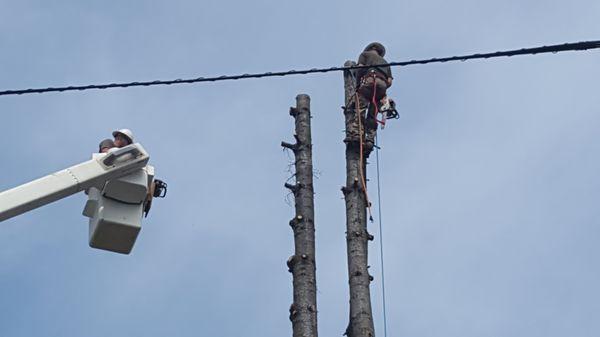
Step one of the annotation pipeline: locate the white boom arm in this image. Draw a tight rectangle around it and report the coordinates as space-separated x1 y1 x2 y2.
0 144 149 222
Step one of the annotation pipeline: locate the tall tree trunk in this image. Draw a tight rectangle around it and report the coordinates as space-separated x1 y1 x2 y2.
342 61 376 337
282 94 318 337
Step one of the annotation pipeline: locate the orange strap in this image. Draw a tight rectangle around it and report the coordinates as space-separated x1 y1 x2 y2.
369 74 386 128
355 92 374 222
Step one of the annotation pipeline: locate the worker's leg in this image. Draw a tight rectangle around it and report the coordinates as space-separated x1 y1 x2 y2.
363 78 388 155
374 79 387 101
346 76 374 145
345 95 363 144
363 106 377 155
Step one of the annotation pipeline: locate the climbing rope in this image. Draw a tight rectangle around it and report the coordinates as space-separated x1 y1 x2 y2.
354 92 374 222
350 69 389 336
374 135 388 337
357 72 389 222
348 70 394 223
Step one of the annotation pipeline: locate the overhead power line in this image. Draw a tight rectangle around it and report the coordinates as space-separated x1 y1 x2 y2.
1 40 599 97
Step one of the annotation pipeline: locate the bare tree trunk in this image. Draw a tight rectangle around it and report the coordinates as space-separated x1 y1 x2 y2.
342 61 376 337
282 94 318 337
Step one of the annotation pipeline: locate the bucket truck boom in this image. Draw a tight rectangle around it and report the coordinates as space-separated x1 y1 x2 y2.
0 143 157 254
0 144 149 222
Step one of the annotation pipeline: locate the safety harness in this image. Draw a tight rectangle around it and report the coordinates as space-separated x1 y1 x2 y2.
350 70 399 221
360 72 386 127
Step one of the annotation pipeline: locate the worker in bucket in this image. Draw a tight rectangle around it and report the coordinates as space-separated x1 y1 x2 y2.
112 128 134 148
98 139 115 153
110 128 167 217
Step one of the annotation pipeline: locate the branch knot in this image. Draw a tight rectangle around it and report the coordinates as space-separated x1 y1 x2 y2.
281 141 298 152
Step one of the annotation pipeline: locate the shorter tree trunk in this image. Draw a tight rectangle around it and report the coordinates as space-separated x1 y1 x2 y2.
282 94 318 337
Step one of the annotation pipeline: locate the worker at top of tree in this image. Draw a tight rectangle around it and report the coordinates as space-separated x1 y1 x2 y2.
350 42 395 155
98 139 115 153
112 129 134 148
356 42 393 91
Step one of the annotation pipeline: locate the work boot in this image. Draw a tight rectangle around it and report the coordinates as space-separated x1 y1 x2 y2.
364 128 376 154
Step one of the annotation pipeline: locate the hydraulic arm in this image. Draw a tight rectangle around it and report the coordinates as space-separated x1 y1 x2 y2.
0 144 149 222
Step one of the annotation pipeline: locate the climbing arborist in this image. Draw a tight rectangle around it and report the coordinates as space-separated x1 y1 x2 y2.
112 128 134 148
353 42 395 152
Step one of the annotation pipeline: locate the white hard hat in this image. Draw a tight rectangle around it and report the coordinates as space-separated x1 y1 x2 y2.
112 128 134 143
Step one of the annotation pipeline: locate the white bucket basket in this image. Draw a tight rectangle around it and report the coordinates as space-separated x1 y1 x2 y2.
83 165 154 254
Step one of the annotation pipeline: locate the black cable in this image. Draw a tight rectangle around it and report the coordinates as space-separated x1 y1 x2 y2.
1 40 599 97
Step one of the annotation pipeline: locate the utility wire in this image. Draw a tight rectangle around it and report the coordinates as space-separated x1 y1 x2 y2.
1 40 599 97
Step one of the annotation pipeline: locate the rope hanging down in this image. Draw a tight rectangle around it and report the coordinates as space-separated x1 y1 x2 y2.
374 135 388 337
1 40 599 97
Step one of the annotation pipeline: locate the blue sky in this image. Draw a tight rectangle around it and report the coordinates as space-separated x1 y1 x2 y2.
1 1 599 337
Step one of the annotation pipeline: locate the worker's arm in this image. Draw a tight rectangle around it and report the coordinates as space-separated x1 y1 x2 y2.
358 52 368 66
143 180 155 217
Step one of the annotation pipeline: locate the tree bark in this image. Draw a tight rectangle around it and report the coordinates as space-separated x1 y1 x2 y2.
342 61 376 337
282 94 318 337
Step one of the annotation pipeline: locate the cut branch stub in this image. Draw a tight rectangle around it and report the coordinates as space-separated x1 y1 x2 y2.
289 214 304 229
287 255 296 272
341 186 351 196
285 182 300 193
289 303 298 321
289 107 299 117
282 141 299 152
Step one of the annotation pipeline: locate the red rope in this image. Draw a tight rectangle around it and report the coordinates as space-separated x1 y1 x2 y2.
369 74 386 127
355 92 374 222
